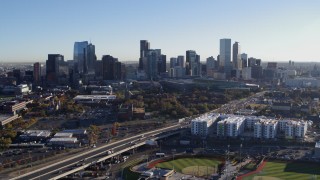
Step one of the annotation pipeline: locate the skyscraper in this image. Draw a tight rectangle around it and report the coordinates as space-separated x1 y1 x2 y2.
206 57 216 69
46 54 63 85
248 57 261 67
95 60 103 77
146 49 161 80
33 62 41 84
86 43 96 74
114 61 126 80
102 55 117 80
206 56 216 77
233 42 242 70
177 56 185 68
186 50 201 76
241 53 248 68
101 55 126 81
158 54 166 74
170 57 177 68
74 41 88 74
139 40 150 70
219 39 232 79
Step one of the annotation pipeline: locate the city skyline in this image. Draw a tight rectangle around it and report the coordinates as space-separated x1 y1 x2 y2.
1 0 320 62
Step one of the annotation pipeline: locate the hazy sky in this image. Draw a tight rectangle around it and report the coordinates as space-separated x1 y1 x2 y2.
1 0 320 62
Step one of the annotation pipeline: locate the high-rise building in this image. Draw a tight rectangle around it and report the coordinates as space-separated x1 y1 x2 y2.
219 39 232 78
86 43 96 74
95 60 103 77
12 69 21 84
206 56 216 69
248 57 261 67
33 62 41 84
146 49 161 80
46 54 64 85
74 41 89 74
158 55 166 74
170 66 186 78
177 56 185 68
170 57 177 68
242 67 252 80
102 55 117 80
58 60 69 85
24 70 33 83
102 55 125 81
233 42 242 70
186 50 201 76
206 56 216 77
139 40 150 70
114 61 126 80
241 53 248 68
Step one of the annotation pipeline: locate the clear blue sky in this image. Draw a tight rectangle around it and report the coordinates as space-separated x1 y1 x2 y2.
1 0 320 62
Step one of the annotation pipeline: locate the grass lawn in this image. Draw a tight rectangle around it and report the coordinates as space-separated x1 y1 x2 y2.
243 161 320 180
155 158 220 175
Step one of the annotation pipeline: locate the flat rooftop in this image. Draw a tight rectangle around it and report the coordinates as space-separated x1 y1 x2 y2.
49 138 77 142
54 132 73 137
22 130 51 137
73 95 116 100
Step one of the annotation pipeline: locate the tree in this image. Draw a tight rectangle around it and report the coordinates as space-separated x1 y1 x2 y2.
199 96 208 102
0 137 12 150
87 125 101 145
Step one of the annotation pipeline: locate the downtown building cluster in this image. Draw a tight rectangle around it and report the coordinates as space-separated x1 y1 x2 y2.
45 41 126 88
136 39 276 83
191 114 310 140
2 38 320 95
137 39 251 81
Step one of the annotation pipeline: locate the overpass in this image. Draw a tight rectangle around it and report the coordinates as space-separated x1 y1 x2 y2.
50 130 182 180
10 125 186 180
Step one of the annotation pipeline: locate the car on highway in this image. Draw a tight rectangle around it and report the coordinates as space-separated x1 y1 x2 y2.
106 149 114 155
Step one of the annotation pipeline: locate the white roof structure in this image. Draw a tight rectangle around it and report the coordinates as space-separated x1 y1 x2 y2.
49 138 77 143
23 130 51 137
73 95 116 101
54 132 73 138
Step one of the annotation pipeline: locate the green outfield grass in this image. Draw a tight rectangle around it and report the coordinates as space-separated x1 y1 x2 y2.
243 161 320 180
155 158 221 176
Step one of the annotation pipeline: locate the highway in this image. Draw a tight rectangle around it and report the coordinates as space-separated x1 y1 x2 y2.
10 124 186 180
